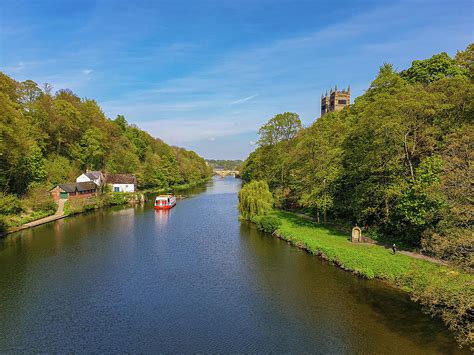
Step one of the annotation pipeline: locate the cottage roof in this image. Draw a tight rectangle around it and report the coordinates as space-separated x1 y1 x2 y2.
105 173 137 185
56 182 97 192
85 171 102 180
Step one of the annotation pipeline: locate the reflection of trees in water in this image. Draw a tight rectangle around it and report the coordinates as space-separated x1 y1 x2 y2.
238 221 353 351
348 280 464 354
237 222 463 354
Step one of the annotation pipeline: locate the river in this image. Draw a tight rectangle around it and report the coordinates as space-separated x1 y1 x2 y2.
0 177 465 353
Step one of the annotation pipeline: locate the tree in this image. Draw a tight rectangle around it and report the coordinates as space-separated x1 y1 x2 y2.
257 112 301 146
401 52 468 84
238 180 273 220
114 115 128 131
455 43 474 79
295 113 348 223
71 127 107 170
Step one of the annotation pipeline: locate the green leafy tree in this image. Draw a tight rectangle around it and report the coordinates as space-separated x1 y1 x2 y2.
238 180 273 220
241 44 473 263
401 52 468 84
295 113 348 222
257 112 301 146
71 127 107 170
455 43 474 79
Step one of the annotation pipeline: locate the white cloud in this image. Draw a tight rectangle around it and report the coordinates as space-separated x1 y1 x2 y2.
82 69 93 75
230 94 259 105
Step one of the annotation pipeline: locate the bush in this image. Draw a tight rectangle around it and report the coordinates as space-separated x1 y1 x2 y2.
64 198 92 215
23 185 57 213
0 193 23 215
105 192 128 205
252 215 282 233
421 228 474 271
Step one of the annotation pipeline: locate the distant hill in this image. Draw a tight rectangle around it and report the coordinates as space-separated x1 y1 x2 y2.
206 160 243 171
0 72 212 196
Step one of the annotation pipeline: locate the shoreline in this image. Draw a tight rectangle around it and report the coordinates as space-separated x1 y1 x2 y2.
1 178 213 237
261 210 473 349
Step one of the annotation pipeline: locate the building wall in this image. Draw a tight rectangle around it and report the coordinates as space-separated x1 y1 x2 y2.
50 186 97 200
110 183 135 193
76 174 102 186
321 87 350 116
50 186 61 201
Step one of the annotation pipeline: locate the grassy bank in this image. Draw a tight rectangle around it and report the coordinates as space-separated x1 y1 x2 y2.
140 177 212 195
267 210 473 349
64 192 144 216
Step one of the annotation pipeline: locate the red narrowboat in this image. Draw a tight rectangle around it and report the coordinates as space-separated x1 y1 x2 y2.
154 195 176 210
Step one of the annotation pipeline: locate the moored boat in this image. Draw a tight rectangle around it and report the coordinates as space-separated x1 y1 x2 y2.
154 194 176 210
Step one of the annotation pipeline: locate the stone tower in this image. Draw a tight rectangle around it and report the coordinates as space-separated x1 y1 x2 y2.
321 85 350 116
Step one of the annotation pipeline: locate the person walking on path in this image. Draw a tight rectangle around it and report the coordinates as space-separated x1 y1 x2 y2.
392 243 397 254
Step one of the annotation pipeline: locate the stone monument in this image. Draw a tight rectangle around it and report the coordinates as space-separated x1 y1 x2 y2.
351 226 362 243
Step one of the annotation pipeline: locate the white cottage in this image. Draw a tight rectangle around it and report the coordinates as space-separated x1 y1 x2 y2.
105 174 137 192
76 171 105 186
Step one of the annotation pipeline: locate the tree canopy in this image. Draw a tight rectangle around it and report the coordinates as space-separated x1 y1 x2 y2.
241 44 473 269
0 72 212 198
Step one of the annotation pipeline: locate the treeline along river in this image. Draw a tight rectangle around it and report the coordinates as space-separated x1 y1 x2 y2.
0 177 466 353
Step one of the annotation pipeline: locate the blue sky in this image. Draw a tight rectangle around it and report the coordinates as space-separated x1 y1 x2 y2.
1 0 473 159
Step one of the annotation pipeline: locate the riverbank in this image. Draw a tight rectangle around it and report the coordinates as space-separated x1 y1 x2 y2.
0 192 144 237
267 210 473 349
1 178 213 237
63 192 145 216
139 177 213 195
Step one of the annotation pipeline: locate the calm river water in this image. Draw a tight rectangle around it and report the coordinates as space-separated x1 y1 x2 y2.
0 177 465 353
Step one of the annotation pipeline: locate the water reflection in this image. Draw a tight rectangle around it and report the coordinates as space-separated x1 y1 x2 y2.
0 177 466 353
154 209 172 226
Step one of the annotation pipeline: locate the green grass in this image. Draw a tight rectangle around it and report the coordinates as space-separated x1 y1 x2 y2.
3 209 56 229
269 210 474 349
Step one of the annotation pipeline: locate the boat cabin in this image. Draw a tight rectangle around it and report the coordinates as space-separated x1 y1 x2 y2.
154 195 176 210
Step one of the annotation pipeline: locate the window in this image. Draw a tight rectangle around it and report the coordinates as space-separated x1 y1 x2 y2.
338 99 347 105
114 187 120 192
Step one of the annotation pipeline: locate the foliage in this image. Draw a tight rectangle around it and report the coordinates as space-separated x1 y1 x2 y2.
251 215 281 233
241 44 473 267
0 193 23 215
401 52 469 84
0 71 211 227
23 184 57 213
206 159 243 171
272 210 473 349
64 198 93 215
238 180 273 220
105 192 129 206
44 153 78 185
257 112 302 146
455 43 474 80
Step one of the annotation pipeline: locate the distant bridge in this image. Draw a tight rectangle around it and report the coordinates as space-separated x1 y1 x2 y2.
213 169 240 178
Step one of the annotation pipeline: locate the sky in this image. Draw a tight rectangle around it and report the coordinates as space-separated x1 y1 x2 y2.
1 0 473 159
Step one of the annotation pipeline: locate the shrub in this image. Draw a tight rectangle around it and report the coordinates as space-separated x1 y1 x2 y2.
105 192 128 205
23 185 57 213
64 198 89 215
238 180 273 220
0 193 23 215
421 228 474 271
252 215 282 233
